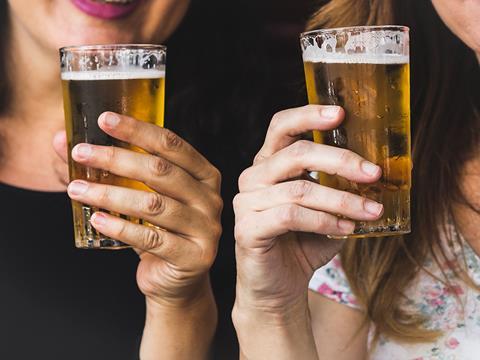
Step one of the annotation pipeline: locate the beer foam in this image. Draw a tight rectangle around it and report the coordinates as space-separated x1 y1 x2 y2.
61 69 165 80
303 52 409 64
301 28 409 64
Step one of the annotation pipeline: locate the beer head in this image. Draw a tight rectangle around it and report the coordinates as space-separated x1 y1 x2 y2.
61 69 166 81
301 26 409 65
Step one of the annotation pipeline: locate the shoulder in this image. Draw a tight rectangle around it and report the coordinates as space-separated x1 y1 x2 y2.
309 255 361 310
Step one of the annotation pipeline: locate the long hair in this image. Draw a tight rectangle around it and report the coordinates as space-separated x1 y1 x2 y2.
307 0 480 343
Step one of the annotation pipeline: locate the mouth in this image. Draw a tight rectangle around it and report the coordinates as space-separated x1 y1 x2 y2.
94 0 135 3
72 0 143 20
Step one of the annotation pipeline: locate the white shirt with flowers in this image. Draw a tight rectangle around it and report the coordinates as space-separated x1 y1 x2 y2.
309 236 480 359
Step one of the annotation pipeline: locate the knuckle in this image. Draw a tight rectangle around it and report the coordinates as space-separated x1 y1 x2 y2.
162 130 183 151
206 166 222 189
238 168 252 192
253 153 265 164
288 140 311 158
122 116 137 137
142 228 163 250
149 157 172 177
278 204 298 227
337 149 356 167
234 220 248 243
211 193 224 213
198 245 217 270
337 192 351 211
232 193 243 212
314 212 329 231
115 220 128 239
304 104 321 118
211 166 222 182
288 180 312 201
209 221 223 241
269 111 285 133
98 185 111 204
144 193 166 217
105 146 116 165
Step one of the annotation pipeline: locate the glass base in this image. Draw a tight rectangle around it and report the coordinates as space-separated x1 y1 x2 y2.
75 237 131 250
328 224 411 240
71 202 132 250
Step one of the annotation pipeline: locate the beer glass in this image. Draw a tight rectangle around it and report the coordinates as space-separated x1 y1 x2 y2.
300 26 411 238
60 44 166 249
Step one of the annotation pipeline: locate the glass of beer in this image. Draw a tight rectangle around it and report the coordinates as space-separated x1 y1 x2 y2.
60 44 166 249
300 26 411 238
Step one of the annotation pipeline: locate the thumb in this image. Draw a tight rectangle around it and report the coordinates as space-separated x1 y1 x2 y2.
301 234 345 271
52 131 68 163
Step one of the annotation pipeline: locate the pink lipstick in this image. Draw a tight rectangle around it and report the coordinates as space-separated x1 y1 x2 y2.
72 0 142 20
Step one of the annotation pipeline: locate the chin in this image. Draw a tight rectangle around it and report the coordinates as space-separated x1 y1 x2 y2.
50 4 152 49
9 0 188 55
54 28 140 49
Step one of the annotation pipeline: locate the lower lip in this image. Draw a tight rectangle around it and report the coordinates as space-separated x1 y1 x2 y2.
71 0 142 20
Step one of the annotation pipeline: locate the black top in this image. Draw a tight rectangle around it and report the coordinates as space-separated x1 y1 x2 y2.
0 183 145 359
0 2 308 358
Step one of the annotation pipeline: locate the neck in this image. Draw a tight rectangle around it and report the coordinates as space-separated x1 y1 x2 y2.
0 11 67 191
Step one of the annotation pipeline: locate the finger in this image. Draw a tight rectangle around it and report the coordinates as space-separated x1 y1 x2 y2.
97 112 221 190
234 204 355 246
53 131 68 163
89 212 206 269
233 180 383 221
255 105 344 163
71 143 219 213
67 180 213 238
239 140 381 192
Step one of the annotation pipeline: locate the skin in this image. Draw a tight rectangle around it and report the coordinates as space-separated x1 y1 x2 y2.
431 0 480 59
233 105 383 359
233 0 480 358
2 0 220 359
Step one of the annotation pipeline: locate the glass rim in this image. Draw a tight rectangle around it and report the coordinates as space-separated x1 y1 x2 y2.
300 25 409 38
59 44 166 53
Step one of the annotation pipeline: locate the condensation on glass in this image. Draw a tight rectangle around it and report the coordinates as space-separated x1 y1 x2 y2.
300 26 411 238
60 44 166 249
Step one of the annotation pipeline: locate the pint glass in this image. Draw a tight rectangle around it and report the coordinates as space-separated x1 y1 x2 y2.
60 44 166 249
300 26 411 238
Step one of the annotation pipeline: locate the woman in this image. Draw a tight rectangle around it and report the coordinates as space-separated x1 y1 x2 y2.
234 0 479 358
0 0 222 358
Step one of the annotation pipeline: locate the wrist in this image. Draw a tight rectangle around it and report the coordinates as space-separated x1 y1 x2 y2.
233 299 318 360
233 284 318 360
233 292 310 328
233 276 310 324
141 276 217 360
145 274 212 311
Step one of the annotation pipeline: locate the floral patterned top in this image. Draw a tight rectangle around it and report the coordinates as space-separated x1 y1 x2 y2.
309 231 480 360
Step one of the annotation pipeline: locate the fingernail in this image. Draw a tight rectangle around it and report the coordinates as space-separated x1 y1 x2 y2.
364 200 383 216
361 161 380 177
102 112 120 128
338 219 355 234
91 212 107 227
68 180 89 196
73 144 92 160
321 106 340 119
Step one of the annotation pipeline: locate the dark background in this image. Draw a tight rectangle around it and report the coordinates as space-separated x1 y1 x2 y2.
164 0 326 357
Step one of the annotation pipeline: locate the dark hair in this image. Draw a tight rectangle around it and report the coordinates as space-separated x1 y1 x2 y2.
308 0 479 343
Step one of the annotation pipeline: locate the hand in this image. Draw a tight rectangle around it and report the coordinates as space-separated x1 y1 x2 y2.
54 112 222 306
233 105 383 316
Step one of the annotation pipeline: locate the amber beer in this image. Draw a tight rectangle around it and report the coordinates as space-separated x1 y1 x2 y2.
60 45 166 249
301 27 411 238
